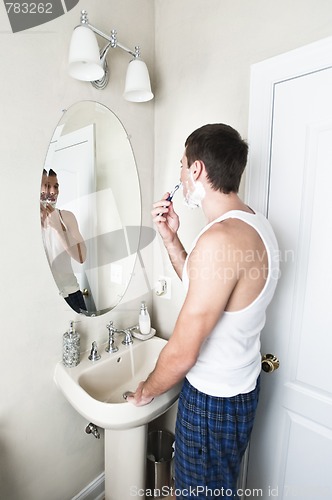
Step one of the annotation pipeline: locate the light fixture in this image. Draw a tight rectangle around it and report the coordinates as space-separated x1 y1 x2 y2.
68 10 154 102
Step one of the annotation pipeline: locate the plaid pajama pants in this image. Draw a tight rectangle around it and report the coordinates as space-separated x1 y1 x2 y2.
174 377 260 499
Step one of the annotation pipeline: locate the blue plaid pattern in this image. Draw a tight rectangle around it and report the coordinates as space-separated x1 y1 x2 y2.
64 290 87 313
174 378 260 499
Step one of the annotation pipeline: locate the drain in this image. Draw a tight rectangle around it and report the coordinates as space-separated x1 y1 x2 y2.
123 391 134 400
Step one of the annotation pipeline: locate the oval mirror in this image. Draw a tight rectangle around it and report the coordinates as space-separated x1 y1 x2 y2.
40 101 141 316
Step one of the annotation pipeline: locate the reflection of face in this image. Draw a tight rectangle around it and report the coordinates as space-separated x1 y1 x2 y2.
47 175 59 205
40 174 48 203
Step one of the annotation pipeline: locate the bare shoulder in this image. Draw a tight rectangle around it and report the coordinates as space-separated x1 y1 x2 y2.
58 209 77 223
188 220 240 270
192 217 267 267
196 218 257 249
202 218 261 247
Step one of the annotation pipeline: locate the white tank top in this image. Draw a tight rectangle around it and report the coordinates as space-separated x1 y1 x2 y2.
42 214 80 298
182 210 279 397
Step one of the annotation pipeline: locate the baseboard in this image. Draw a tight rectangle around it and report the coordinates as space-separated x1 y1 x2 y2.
71 472 105 500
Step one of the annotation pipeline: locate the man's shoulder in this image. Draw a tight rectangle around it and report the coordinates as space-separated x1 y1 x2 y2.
198 218 248 245
190 223 235 263
58 208 74 217
58 209 77 223
193 218 262 264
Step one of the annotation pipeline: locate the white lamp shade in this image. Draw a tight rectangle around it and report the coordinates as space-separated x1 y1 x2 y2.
68 25 104 81
123 59 154 102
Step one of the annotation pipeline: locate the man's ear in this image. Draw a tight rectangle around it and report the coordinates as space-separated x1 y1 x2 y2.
191 160 205 180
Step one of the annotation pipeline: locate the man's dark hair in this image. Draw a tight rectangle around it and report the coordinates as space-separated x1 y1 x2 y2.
185 124 248 194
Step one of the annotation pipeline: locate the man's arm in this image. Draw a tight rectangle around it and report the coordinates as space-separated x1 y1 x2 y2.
163 235 187 279
129 226 239 406
152 194 187 279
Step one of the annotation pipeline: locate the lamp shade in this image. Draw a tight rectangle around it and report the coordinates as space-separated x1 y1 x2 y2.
123 59 154 102
68 25 104 81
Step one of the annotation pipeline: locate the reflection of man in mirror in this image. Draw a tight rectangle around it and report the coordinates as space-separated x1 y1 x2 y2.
40 169 87 313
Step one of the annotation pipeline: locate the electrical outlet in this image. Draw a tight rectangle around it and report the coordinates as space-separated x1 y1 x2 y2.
156 275 172 299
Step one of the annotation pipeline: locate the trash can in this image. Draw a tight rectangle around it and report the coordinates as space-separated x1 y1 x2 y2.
147 430 175 491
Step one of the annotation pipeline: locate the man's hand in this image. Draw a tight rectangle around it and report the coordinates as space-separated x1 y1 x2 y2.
126 381 154 407
45 205 64 232
40 203 48 227
151 193 180 244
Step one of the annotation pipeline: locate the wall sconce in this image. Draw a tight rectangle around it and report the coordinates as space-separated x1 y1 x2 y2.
68 10 154 102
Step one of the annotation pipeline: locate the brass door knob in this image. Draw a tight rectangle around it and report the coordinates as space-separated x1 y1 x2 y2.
82 288 89 297
261 353 280 373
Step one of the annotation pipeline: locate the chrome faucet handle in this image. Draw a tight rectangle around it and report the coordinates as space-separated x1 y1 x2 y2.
121 329 133 346
106 321 123 334
106 321 119 353
105 322 133 346
107 320 115 332
88 341 101 361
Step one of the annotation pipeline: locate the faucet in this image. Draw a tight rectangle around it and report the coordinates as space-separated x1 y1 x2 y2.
88 341 101 361
105 321 133 350
105 321 119 353
120 329 134 346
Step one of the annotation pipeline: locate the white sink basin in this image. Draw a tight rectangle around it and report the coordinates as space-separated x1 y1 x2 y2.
54 335 181 430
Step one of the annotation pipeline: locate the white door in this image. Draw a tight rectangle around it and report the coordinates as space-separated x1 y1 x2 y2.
245 38 332 499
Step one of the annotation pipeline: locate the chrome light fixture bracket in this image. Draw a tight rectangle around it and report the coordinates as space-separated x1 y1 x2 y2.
91 33 140 90
72 10 153 102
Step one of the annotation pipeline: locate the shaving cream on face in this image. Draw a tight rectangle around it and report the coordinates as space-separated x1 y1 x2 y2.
183 170 206 208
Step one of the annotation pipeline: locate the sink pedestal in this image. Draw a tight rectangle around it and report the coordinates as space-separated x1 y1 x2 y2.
104 425 147 500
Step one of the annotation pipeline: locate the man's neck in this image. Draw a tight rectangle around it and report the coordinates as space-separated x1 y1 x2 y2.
202 190 251 223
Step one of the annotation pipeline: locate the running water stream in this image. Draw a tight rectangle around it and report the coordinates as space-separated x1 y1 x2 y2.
128 342 135 378
122 343 136 401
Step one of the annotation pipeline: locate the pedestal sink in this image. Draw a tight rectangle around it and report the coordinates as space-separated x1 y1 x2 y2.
54 335 181 499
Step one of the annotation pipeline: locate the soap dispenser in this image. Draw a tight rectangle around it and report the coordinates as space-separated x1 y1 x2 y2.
63 320 80 367
138 301 151 335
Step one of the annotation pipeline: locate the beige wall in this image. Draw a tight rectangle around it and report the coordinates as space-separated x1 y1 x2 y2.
152 0 332 338
1 0 332 498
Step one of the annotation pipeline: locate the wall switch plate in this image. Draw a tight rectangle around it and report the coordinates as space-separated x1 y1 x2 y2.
111 264 122 284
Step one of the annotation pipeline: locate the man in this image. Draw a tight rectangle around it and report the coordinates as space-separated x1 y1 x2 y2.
40 169 87 313
129 124 279 498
